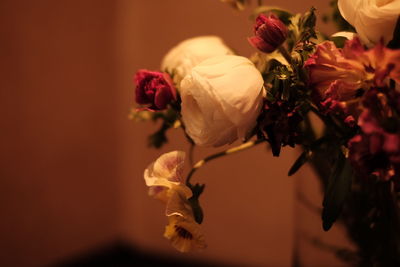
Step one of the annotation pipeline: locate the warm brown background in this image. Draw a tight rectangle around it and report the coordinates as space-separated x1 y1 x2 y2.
1 0 353 266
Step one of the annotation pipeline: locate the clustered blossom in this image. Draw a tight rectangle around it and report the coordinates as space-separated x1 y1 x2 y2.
248 14 288 54
348 88 400 188
257 100 303 157
305 38 400 118
306 37 400 186
134 70 176 111
144 151 206 252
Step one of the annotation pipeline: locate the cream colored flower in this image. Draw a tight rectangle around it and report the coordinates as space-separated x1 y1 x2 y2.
144 151 207 252
161 36 233 86
338 0 400 46
164 215 207 253
144 151 192 202
163 186 206 252
180 55 264 147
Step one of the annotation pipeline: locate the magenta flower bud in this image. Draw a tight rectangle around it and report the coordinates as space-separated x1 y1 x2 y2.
248 14 288 53
134 70 177 111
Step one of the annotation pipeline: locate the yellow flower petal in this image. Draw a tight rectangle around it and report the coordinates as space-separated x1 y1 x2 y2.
164 215 207 253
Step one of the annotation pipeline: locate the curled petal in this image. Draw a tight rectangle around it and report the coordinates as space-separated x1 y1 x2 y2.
144 151 191 201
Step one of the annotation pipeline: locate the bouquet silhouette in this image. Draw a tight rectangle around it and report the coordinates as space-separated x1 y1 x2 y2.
132 0 400 264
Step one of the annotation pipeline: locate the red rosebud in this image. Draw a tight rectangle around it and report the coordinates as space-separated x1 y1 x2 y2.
248 14 288 53
134 70 176 111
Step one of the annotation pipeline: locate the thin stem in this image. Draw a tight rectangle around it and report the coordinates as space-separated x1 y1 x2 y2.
186 139 265 185
278 46 292 65
257 0 263 7
188 142 195 166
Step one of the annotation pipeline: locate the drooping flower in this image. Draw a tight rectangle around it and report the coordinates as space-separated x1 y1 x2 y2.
161 36 233 85
134 70 176 111
144 151 207 252
180 55 264 147
164 189 207 252
164 215 207 253
338 0 400 46
248 14 288 53
144 151 191 202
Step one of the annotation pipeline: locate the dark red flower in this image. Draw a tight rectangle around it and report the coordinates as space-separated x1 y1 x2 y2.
248 14 288 53
134 70 176 111
348 87 400 186
257 99 302 156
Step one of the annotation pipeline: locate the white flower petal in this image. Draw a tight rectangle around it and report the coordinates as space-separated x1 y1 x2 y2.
181 55 264 147
161 36 233 85
144 151 187 200
338 0 400 46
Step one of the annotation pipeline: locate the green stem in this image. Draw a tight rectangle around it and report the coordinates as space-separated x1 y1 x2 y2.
278 46 292 65
186 139 265 186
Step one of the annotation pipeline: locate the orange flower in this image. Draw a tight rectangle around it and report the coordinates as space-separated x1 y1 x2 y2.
305 38 400 109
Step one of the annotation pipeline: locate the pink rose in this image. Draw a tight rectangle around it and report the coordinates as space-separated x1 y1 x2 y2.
248 14 288 53
134 70 176 111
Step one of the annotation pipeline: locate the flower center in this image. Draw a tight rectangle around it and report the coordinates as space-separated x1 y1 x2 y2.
174 225 193 240
376 0 393 7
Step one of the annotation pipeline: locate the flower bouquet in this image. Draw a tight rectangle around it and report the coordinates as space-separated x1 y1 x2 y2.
132 0 400 265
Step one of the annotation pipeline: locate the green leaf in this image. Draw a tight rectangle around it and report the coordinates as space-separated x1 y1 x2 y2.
300 7 316 30
298 7 317 42
288 150 312 176
322 150 353 231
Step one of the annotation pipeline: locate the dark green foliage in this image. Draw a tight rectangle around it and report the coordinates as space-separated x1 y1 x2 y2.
322 150 353 231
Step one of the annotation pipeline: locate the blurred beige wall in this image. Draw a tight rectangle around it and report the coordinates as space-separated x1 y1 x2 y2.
0 1 119 266
1 0 353 266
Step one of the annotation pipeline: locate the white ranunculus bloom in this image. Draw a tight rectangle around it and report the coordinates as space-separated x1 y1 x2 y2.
180 55 264 147
161 36 233 86
338 0 400 46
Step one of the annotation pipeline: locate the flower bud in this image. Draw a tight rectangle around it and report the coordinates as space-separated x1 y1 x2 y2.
248 14 288 53
134 70 176 111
